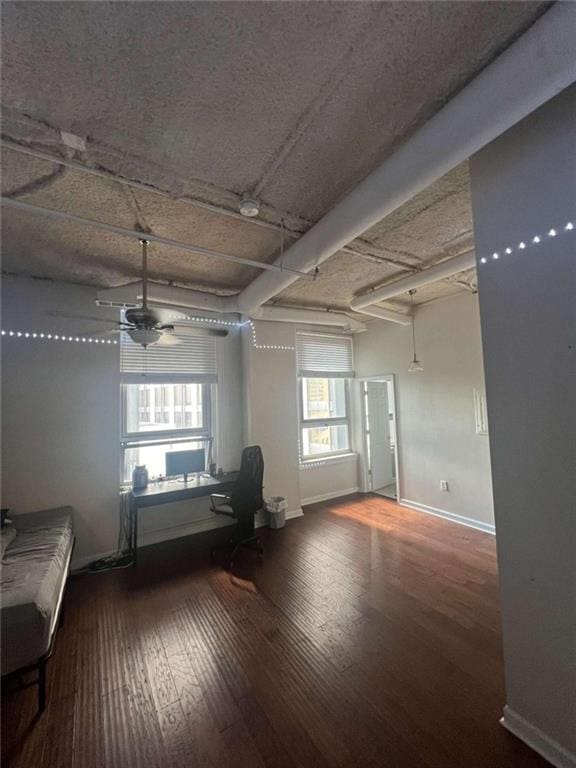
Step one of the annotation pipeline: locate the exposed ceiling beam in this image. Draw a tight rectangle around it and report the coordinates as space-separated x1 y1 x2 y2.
1 138 419 275
234 3 575 314
0 139 309 236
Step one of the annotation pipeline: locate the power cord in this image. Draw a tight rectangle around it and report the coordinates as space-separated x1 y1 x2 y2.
81 491 135 573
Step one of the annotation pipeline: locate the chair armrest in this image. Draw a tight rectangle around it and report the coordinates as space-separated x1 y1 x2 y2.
210 493 234 517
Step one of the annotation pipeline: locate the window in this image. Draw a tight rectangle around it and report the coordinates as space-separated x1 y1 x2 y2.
120 327 217 483
125 382 206 434
297 333 354 461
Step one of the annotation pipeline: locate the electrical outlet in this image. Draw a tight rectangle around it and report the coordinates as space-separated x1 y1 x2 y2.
440 480 449 492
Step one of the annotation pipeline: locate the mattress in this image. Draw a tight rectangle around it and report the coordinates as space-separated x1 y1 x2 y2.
1 507 74 675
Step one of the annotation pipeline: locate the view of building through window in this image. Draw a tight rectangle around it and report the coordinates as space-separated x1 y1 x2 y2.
126 383 204 433
301 377 349 457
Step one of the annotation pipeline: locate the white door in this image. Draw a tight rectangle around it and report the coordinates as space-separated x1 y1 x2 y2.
366 381 395 491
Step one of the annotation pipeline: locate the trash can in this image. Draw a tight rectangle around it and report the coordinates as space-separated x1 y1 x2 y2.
265 496 287 529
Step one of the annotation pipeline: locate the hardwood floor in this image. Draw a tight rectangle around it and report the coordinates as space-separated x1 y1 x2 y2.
2 495 550 768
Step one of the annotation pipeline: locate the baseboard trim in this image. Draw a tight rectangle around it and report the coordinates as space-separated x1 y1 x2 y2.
399 498 496 535
302 488 359 506
71 508 304 571
501 706 576 768
284 507 305 520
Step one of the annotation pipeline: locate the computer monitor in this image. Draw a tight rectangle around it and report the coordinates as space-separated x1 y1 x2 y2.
165 448 206 482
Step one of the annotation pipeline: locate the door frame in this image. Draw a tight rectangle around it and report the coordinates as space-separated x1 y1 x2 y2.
357 375 400 501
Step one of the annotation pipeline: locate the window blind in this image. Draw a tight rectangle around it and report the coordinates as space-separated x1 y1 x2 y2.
296 332 354 378
120 329 217 383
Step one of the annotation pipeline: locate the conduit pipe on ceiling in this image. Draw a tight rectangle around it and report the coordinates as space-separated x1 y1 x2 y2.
251 305 367 333
352 305 412 325
95 281 366 332
235 4 575 315
0 196 314 279
96 281 237 313
350 251 476 311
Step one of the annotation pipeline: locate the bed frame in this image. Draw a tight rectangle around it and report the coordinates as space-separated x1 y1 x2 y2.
1 537 75 715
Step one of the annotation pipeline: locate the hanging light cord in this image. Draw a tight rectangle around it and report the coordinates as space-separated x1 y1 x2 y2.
409 290 418 361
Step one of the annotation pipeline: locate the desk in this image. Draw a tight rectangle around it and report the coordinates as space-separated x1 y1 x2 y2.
128 473 238 564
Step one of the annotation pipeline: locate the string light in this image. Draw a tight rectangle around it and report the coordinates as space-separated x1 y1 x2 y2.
2 329 118 345
479 220 574 265
247 320 295 351
181 314 241 328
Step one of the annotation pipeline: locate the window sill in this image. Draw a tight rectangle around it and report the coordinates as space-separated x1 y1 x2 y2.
300 453 358 470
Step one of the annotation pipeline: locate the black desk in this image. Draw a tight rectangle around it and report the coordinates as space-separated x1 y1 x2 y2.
128 473 238 564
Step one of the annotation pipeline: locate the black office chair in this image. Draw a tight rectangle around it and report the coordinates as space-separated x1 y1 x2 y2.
210 445 264 567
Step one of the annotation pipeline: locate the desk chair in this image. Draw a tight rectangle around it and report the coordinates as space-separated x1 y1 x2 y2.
210 445 264 567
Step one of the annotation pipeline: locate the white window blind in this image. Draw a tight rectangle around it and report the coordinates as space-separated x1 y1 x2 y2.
121 330 217 383
296 332 354 378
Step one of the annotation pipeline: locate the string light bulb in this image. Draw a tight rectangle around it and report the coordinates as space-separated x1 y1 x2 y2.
1 329 118 346
480 217 575 265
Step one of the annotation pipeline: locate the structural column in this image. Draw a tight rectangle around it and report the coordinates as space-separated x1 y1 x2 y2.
471 85 576 767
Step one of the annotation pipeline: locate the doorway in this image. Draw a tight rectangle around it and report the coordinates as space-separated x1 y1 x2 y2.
361 376 399 501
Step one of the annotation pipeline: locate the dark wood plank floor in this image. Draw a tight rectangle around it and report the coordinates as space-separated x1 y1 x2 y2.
2 495 550 768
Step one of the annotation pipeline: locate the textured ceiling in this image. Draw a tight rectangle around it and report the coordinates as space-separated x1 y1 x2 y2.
1 1 548 310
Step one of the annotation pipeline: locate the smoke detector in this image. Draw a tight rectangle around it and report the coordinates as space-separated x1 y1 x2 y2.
239 198 260 218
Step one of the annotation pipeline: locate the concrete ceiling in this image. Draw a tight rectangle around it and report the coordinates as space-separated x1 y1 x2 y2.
1 1 549 311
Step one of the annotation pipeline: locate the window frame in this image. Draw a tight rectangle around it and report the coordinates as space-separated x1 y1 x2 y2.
298 376 352 461
120 380 213 483
120 380 212 443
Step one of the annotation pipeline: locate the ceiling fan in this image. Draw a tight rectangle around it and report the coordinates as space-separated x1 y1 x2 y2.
49 239 228 347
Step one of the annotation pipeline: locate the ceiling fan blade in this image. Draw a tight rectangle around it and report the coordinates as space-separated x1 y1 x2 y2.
156 333 182 347
147 306 187 326
172 324 228 338
47 311 123 326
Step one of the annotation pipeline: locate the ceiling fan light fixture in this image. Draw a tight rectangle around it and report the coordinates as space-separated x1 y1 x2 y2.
128 328 161 347
408 358 424 373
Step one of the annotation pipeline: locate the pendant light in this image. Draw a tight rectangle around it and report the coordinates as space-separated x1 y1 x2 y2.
408 290 424 373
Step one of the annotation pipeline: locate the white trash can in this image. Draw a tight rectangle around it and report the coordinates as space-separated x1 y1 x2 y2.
265 496 287 529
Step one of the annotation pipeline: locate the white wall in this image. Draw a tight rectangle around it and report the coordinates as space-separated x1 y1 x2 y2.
242 320 302 514
300 455 359 505
1 276 121 564
471 85 576 765
354 292 494 530
0 275 245 566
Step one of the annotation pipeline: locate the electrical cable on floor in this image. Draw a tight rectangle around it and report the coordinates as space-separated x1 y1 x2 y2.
79 491 135 573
